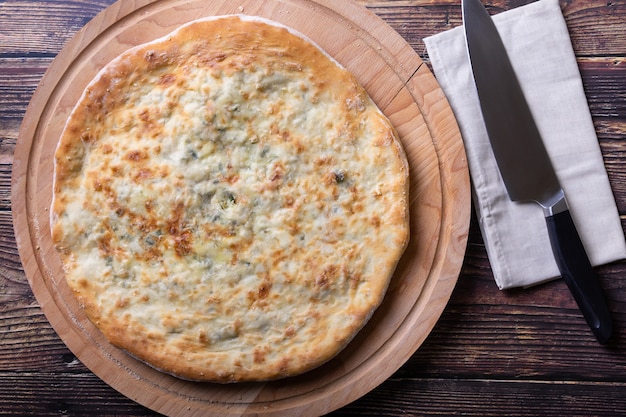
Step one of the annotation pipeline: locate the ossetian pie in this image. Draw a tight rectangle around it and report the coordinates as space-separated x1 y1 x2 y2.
51 15 410 383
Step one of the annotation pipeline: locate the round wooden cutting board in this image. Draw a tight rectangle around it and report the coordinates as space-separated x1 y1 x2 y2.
12 0 470 415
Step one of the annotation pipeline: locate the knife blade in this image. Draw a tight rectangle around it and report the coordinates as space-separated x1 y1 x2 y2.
462 0 613 343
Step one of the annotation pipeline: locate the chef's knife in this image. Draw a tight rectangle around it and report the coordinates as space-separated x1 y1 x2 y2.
462 0 613 343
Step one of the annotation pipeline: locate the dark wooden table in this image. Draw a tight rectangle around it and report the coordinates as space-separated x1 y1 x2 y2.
2 0 626 415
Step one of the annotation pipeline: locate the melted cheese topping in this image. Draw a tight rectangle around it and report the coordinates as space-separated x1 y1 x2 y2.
51 16 409 382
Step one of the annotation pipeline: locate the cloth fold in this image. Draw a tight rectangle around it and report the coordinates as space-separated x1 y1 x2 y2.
424 0 626 289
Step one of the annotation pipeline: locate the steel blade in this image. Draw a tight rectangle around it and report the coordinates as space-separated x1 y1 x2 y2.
462 0 561 206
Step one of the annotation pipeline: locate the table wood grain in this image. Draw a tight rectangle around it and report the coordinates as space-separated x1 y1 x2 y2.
2 0 626 415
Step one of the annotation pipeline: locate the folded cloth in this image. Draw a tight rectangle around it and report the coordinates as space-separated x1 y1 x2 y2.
424 0 626 289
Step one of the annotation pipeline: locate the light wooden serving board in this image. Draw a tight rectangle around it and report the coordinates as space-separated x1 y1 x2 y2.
11 0 471 415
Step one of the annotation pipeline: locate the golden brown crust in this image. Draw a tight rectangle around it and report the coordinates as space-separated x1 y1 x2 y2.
51 16 409 382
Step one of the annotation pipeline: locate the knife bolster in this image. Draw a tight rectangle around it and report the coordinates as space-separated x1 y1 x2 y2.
540 189 568 217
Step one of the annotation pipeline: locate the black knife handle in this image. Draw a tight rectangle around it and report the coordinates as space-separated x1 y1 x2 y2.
545 209 613 344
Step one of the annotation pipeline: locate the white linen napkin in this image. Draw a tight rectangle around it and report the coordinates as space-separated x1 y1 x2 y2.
424 0 626 289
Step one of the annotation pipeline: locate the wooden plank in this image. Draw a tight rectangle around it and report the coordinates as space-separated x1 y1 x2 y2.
0 372 155 416
0 212 25 285
564 0 626 56
0 57 50 161
580 57 626 119
0 371 625 417
0 305 68 373
2 0 625 58
601 139 626 210
0 166 13 210
0 0 113 56
334 377 626 416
